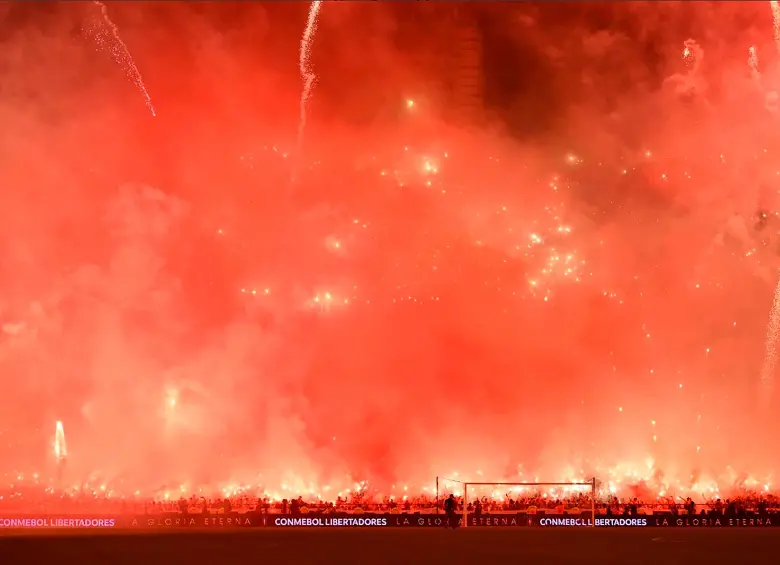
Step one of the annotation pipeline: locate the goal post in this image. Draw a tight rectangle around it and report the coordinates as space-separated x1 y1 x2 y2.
460 478 598 528
436 476 465 515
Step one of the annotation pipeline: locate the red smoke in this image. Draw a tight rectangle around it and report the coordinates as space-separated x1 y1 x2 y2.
0 2 779 499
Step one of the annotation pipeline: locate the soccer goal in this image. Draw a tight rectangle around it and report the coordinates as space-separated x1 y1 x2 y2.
437 477 598 528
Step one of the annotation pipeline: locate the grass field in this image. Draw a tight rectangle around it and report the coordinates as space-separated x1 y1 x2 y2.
1 528 779 565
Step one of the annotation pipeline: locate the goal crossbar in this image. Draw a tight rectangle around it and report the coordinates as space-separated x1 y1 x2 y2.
436 477 598 528
465 481 593 486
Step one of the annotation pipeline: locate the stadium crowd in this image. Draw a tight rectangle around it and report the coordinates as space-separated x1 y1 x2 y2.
1 486 779 517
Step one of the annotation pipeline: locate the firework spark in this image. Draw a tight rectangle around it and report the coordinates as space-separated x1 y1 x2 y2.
682 39 702 74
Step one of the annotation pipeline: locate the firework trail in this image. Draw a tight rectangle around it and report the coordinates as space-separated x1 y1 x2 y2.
772 2 780 54
54 420 67 460
89 1 156 116
296 1 322 155
749 45 759 74
749 45 763 91
760 4 780 396
761 276 780 397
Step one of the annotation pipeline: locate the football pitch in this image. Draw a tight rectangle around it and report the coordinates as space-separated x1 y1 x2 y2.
1 528 778 565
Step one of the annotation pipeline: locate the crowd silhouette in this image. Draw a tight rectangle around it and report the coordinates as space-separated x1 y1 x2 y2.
1 486 778 518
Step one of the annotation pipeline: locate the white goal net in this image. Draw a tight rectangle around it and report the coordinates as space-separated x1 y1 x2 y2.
442 478 597 528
